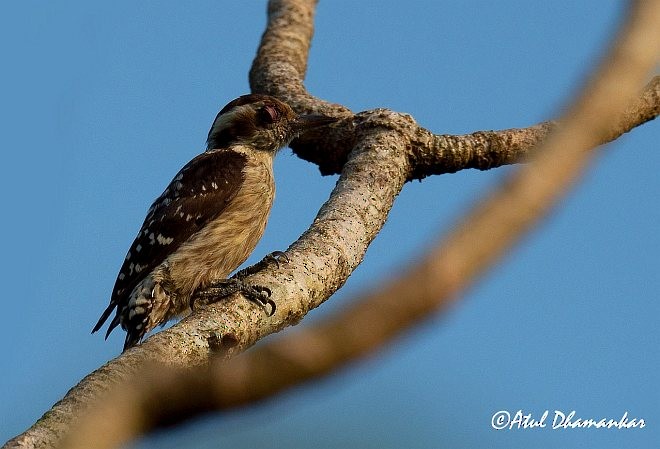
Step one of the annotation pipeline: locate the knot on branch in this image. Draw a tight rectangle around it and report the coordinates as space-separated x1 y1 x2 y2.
355 109 418 139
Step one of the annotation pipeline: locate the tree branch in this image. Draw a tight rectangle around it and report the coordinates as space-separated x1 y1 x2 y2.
249 1 659 178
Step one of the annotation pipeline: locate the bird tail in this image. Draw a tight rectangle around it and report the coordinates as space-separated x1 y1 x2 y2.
91 302 120 339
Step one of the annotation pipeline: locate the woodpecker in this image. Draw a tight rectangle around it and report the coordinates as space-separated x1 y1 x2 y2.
93 94 336 351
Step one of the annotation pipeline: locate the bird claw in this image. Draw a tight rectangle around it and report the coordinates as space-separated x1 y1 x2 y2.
265 250 289 268
191 278 276 316
245 285 276 316
235 251 289 278
192 251 286 314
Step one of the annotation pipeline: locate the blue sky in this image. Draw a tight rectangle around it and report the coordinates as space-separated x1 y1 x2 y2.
1 1 658 448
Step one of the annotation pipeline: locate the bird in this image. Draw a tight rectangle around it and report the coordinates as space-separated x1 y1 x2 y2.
92 94 336 351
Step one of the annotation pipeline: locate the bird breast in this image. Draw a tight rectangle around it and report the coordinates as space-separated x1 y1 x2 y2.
166 155 275 297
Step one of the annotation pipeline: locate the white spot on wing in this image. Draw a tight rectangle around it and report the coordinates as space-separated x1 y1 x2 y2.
157 234 174 245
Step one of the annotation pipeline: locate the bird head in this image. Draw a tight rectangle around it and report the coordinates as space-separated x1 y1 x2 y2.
206 94 336 152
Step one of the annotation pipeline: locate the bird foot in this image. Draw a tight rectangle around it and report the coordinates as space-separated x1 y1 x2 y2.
191 252 287 315
191 278 276 316
234 251 289 278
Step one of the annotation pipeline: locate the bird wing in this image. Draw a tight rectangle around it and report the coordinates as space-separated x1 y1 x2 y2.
92 150 248 335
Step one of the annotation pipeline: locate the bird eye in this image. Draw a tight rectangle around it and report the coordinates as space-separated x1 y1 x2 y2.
259 105 281 124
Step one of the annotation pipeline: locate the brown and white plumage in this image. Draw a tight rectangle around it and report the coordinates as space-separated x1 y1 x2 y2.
92 94 335 350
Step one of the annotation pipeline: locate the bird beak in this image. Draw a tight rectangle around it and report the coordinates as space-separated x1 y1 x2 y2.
292 114 338 134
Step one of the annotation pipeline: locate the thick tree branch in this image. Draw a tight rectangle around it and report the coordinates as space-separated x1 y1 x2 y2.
5 0 659 448
250 1 658 178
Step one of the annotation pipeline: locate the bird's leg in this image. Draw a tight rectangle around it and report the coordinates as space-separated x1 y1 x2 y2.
234 250 289 278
